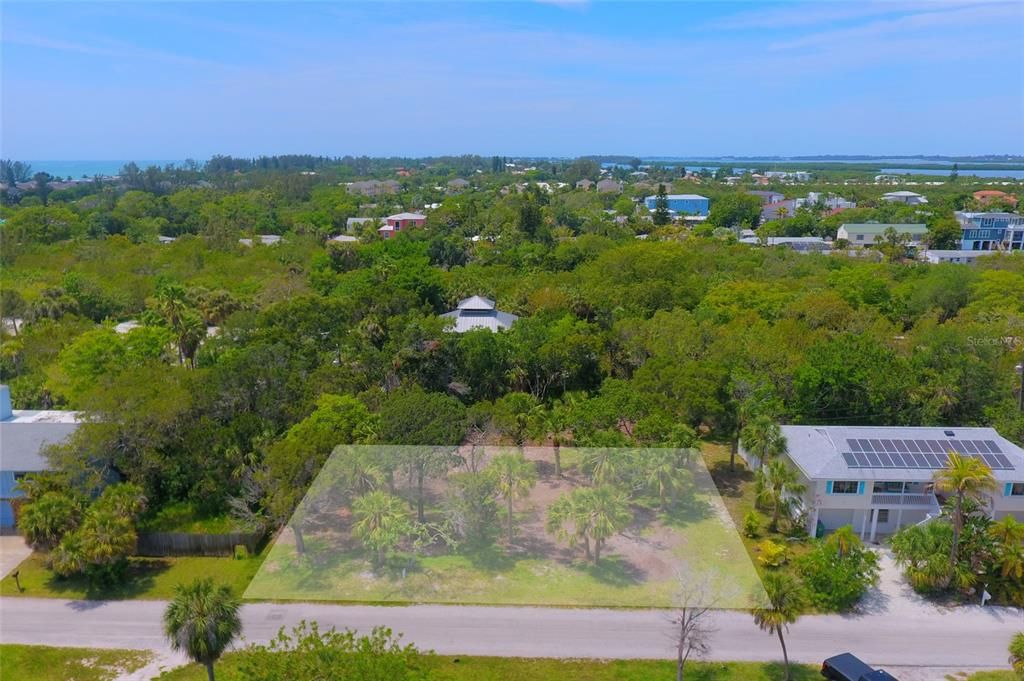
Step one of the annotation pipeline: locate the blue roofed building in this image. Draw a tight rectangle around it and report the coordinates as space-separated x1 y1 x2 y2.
644 194 709 216
0 385 81 529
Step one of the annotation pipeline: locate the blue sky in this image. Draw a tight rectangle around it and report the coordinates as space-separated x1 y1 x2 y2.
3 1 1023 159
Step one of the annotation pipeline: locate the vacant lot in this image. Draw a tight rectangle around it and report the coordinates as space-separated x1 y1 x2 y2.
245 445 761 608
0 644 151 681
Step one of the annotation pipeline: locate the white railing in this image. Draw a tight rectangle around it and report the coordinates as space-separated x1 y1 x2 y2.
871 493 936 506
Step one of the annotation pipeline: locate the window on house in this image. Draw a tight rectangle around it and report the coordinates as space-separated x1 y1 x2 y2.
1011 483 1024 497
831 480 859 494
856 234 864 241
876 509 889 523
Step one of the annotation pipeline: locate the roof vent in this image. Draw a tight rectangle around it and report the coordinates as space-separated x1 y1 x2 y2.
944 430 955 436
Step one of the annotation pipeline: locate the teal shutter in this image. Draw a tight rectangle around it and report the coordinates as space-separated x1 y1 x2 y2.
857 481 865 495
1006 483 1014 497
826 481 833 495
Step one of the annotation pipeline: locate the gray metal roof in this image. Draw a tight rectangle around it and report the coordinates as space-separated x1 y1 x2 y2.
0 421 80 472
441 297 517 332
781 425 1024 482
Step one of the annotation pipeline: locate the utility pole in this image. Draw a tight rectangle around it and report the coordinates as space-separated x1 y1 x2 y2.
1016 359 1023 412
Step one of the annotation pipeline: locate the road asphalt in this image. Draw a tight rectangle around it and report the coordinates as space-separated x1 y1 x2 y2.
1 596 1021 672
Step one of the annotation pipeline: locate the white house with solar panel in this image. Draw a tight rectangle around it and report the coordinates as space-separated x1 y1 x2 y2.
440 296 518 333
740 425 1024 543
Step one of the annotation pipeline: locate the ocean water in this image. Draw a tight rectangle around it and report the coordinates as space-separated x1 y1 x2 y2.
880 167 1024 179
26 160 184 179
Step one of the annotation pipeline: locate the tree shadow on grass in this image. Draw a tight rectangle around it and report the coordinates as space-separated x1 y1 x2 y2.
578 554 645 587
706 459 754 498
659 498 714 528
41 558 169 601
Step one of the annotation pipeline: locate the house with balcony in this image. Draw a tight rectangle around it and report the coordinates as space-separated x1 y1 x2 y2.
955 211 1024 251
740 424 1024 543
378 212 427 239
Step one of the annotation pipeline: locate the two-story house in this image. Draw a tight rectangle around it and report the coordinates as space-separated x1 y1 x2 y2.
377 212 427 239
740 425 1024 542
956 211 1024 251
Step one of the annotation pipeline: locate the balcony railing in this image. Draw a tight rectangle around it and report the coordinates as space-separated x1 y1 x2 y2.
871 493 937 507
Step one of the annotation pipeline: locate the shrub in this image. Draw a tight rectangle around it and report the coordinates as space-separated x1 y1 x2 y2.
796 537 880 611
234 544 250 560
757 539 788 568
742 511 760 538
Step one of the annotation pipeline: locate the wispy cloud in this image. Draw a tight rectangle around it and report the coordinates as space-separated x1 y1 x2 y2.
3 28 228 69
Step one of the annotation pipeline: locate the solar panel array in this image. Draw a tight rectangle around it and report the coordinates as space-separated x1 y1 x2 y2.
841 437 1015 471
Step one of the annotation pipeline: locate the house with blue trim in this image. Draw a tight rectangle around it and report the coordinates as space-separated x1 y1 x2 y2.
740 424 1024 542
956 211 1024 251
0 385 81 529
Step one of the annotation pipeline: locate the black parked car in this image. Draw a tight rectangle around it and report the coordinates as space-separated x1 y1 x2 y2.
821 653 899 681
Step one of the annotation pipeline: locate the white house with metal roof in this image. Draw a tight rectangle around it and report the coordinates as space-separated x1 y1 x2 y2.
0 385 81 529
441 296 518 333
880 190 928 205
740 424 1024 543
837 223 928 246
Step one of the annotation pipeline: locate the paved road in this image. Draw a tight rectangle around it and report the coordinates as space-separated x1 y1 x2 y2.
1 597 1021 671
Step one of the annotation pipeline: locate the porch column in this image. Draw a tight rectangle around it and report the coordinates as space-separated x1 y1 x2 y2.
895 507 904 532
808 507 819 537
859 509 869 540
869 509 879 543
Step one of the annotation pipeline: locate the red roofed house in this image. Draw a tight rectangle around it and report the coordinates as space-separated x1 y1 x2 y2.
974 190 1018 208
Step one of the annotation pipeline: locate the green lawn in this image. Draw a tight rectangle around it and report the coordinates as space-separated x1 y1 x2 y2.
701 443 815 578
0 545 268 600
0 644 151 681
158 654 821 680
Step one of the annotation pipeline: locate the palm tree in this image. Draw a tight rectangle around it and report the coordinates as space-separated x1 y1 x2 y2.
740 415 787 467
530 403 569 477
645 450 693 512
584 486 633 563
547 486 632 564
934 452 997 573
488 451 538 543
18 491 81 550
163 578 242 681
826 525 860 558
582 448 625 486
352 491 413 565
751 572 807 681
990 515 1024 546
1009 632 1024 676
755 459 806 531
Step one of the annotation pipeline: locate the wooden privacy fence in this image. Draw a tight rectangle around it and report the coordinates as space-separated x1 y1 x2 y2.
136 531 262 557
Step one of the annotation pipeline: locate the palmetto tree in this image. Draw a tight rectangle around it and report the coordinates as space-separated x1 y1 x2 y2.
530 403 570 477
826 525 860 558
352 491 413 566
488 451 538 543
1009 632 1024 676
755 459 806 531
163 578 242 681
18 491 81 550
751 572 807 681
934 452 996 574
990 515 1024 546
547 485 632 564
645 449 693 512
740 415 787 467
